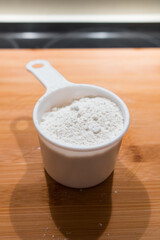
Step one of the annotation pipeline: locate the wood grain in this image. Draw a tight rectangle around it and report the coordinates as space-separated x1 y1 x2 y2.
0 49 160 240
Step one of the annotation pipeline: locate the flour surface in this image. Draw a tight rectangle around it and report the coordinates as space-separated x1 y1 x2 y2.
40 97 124 147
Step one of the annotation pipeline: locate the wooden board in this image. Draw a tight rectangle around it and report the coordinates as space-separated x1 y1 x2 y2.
0 49 160 240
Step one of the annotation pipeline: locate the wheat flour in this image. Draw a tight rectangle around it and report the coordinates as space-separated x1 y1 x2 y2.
40 97 124 147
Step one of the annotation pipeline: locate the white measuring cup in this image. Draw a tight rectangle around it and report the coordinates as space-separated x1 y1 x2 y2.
26 60 130 188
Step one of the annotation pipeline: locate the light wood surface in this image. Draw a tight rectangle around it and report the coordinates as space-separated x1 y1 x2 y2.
0 49 160 240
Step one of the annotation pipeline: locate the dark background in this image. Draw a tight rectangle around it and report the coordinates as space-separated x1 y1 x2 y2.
0 23 160 48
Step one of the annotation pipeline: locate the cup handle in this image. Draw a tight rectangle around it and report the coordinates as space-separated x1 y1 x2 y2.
26 60 72 92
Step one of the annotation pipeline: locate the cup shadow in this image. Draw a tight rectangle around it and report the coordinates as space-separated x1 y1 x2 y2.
45 170 113 240
9 117 150 240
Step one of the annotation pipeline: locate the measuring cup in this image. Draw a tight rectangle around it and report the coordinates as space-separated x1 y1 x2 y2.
26 60 130 188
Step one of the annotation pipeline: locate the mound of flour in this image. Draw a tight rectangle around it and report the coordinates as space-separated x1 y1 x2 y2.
40 97 124 147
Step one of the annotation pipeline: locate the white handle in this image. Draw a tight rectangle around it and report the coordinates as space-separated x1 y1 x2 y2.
26 60 72 92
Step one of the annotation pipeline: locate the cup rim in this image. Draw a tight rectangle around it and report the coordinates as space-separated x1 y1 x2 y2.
33 84 130 152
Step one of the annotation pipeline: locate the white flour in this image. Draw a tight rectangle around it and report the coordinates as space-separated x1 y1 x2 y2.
40 97 124 147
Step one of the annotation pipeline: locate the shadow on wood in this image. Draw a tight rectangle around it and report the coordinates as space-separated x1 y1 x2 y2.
9 117 150 240
45 170 113 240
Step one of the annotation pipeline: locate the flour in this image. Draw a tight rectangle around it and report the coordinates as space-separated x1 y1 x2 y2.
40 97 124 147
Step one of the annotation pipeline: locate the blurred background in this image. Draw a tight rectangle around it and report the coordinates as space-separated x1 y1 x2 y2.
0 0 160 48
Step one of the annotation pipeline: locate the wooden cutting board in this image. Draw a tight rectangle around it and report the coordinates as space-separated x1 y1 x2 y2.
0 49 160 240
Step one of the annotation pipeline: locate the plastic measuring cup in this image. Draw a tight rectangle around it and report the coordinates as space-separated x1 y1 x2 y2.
26 60 130 188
